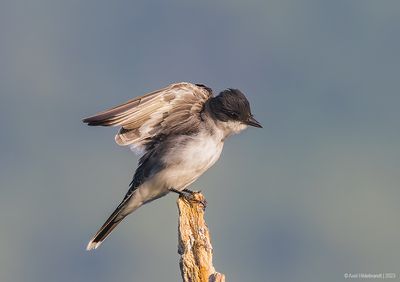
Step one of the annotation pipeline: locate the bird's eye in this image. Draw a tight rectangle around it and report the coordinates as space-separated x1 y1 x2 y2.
227 111 239 119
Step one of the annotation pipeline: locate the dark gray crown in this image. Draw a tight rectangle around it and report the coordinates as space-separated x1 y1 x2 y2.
208 89 252 122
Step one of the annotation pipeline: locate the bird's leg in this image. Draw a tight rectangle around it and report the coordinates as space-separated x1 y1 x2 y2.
170 188 207 208
170 188 186 197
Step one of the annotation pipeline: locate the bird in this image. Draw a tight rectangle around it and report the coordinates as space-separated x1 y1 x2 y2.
83 82 262 250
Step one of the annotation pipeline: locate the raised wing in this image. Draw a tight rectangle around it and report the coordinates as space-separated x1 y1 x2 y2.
83 82 213 151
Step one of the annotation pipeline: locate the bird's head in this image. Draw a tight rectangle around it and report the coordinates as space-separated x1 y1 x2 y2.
209 89 262 134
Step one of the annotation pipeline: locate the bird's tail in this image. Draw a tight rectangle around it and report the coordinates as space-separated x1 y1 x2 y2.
86 196 141 251
86 205 125 250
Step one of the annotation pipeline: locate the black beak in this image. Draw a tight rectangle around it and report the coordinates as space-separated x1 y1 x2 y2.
247 116 262 128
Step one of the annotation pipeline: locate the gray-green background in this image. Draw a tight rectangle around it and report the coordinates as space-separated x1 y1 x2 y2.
1 1 399 281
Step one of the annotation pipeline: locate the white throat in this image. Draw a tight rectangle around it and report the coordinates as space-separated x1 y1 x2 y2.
214 120 248 140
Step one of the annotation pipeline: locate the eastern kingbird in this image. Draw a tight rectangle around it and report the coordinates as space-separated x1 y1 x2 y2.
83 82 261 250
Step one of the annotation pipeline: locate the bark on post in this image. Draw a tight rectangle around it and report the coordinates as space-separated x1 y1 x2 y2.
177 192 225 282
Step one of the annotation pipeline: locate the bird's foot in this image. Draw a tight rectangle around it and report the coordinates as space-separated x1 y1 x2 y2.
170 188 207 209
182 189 207 208
183 188 201 194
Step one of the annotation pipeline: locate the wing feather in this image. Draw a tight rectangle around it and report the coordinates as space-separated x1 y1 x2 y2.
83 82 212 151
83 91 159 126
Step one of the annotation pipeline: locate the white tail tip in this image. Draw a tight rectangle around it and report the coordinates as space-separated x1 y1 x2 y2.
86 240 102 251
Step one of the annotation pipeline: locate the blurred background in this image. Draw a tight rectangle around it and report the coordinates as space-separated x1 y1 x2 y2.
1 0 399 281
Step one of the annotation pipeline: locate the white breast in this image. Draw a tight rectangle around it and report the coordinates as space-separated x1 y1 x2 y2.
159 132 224 190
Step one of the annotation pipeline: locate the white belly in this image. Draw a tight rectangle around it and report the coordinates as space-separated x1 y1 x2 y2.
159 133 224 190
